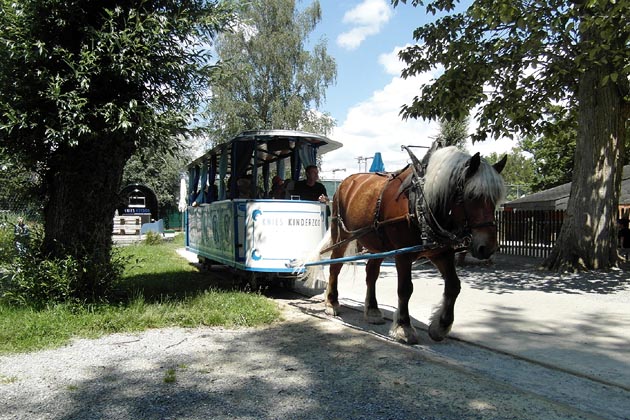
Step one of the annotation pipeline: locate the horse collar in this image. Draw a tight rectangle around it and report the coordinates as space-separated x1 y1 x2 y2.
406 165 472 249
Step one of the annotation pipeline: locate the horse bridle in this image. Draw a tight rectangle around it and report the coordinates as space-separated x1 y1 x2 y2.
452 172 497 231
402 146 494 249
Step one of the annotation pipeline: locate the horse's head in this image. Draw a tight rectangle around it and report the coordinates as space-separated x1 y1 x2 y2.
456 153 507 260
423 147 507 260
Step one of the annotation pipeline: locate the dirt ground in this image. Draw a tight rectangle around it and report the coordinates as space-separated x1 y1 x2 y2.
0 291 622 420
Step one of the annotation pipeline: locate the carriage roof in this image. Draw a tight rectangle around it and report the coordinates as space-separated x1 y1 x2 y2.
187 129 342 171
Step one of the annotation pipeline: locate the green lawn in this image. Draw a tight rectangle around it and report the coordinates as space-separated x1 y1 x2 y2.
0 234 282 354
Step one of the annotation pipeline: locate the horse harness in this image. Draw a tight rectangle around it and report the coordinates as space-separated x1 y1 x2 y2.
325 146 488 255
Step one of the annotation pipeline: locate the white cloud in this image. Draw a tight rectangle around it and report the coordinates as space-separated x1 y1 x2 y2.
320 46 516 179
321 49 440 178
377 45 409 75
337 0 393 50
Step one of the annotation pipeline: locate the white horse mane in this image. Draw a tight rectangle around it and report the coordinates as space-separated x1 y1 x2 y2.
423 146 506 214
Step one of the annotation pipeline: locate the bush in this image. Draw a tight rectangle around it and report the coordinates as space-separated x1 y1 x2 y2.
2 255 79 307
144 231 163 246
0 221 17 265
1 230 127 308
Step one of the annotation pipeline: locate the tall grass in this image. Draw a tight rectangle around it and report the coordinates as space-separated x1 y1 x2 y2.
0 234 282 354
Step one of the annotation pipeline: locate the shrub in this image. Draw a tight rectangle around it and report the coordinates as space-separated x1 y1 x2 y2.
0 221 17 265
1 232 127 308
144 231 163 246
0 212 33 265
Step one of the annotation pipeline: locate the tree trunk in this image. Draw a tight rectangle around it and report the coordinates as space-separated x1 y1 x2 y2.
543 52 626 272
43 136 134 299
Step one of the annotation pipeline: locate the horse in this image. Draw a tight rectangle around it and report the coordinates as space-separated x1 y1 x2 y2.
306 145 507 344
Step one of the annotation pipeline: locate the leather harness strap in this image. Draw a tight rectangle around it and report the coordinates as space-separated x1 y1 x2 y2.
322 146 478 255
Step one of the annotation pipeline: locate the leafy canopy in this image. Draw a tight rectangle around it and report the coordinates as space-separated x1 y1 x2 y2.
0 0 235 169
393 0 630 142
207 0 336 143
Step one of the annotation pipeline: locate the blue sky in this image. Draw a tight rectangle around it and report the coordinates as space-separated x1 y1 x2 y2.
306 0 516 179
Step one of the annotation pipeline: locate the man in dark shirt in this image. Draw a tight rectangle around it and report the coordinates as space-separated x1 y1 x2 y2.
293 165 329 203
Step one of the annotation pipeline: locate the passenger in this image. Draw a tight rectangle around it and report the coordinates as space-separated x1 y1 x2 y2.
293 165 329 203
270 175 285 199
237 177 254 198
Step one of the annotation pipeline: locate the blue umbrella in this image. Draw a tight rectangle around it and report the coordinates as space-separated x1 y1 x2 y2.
369 152 385 172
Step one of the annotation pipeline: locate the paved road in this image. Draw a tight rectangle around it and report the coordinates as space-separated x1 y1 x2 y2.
296 253 630 419
309 255 630 386
178 248 630 419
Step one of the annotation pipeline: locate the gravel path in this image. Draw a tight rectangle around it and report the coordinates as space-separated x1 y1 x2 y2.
0 296 605 420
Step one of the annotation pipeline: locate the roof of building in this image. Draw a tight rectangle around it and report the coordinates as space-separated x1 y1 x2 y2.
505 164 630 210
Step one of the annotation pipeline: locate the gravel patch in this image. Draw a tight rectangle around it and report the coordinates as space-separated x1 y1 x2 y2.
0 297 602 420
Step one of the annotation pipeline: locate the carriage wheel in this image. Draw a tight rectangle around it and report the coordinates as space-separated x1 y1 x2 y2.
242 272 260 291
280 277 296 291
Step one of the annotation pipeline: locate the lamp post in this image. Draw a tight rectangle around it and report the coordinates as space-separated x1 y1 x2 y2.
356 156 374 172
364 157 373 172
331 168 346 191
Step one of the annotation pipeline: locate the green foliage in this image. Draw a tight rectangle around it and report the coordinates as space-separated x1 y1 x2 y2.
208 0 336 143
144 231 164 246
1 222 127 307
394 0 630 270
1 0 236 160
521 132 576 191
0 213 37 265
0 1 235 298
164 368 177 383
485 147 536 200
0 220 17 264
0 150 41 218
393 0 630 142
435 117 469 150
122 147 191 213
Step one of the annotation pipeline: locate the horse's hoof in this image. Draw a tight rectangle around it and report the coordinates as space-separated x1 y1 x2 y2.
325 301 341 316
364 308 385 325
389 324 419 345
428 322 451 342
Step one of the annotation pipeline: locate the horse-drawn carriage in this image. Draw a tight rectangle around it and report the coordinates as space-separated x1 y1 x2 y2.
184 129 341 287
186 129 508 343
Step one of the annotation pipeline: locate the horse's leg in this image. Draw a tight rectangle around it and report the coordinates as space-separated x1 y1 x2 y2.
325 262 342 315
428 251 461 341
364 258 385 324
389 255 419 344
325 245 348 316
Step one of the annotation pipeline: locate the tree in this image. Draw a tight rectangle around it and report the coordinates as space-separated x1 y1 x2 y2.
520 116 577 192
207 0 336 145
486 147 535 201
521 108 630 192
0 0 234 299
393 0 630 271
435 117 469 150
0 147 40 217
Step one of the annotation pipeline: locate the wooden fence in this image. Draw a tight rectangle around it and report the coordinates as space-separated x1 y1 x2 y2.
495 210 565 258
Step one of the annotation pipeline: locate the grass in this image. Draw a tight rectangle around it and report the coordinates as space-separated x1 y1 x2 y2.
0 234 282 355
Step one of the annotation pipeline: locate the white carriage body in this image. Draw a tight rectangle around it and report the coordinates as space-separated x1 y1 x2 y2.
184 130 340 279
187 199 326 272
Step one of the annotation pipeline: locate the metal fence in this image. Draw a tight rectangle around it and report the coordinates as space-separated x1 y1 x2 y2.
496 210 565 258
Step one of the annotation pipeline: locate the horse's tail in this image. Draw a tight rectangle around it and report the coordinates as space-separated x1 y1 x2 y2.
294 227 332 287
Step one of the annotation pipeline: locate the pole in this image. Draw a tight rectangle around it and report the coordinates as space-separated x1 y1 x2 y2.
289 244 427 268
